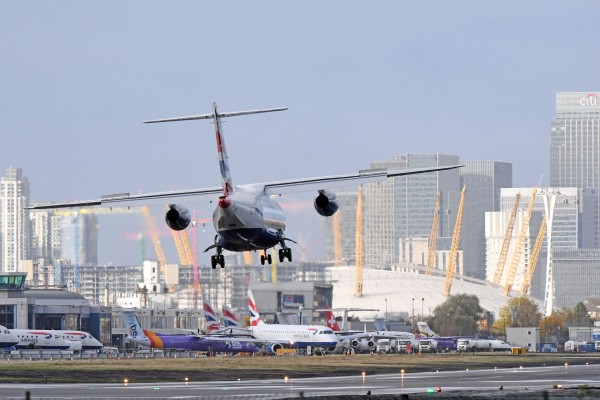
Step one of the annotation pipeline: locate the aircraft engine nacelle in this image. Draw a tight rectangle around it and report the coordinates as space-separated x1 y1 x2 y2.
351 338 375 352
314 190 339 217
165 204 191 231
265 342 283 355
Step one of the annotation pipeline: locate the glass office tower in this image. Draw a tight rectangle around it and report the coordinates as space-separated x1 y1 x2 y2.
550 92 600 248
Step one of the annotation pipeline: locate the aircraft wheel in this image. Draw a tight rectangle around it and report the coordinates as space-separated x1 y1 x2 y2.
267 253 272 264
278 249 285 263
218 255 225 268
210 256 217 269
260 255 265 265
287 248 292 262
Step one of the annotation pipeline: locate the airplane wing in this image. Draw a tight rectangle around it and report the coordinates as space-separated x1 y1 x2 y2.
27 165 460 210
260 165 461 196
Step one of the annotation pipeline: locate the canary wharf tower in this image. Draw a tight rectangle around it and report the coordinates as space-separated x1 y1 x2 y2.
550 92 600 248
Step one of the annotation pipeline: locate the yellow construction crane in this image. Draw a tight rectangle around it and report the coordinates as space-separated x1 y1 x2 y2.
426 192 441 276
504 188 537 295
140 206 174 292
171 230 194 265
520 218 547 296
333 212 343 266
354 186 364 297
493 193 521 285
443 185 466 297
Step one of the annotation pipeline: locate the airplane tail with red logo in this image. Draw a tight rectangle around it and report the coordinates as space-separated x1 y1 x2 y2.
325 310 341 332
203 302 221 333
222 305 241 328
247 290 265 327
144 103 286 197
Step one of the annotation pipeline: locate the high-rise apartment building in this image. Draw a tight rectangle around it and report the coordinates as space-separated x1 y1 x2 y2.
60 214 99 266
550 91 600 248
363 153 460 270
460 161 512 279
0 167 31 272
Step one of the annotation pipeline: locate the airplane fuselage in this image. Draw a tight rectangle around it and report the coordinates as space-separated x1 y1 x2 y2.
213 190 285 252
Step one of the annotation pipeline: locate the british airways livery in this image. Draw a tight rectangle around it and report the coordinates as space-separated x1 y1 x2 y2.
247 290 337 354
0 325 19 349
28 103 460 269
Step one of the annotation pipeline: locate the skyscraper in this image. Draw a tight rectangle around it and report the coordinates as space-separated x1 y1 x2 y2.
460 161 512 279
363 153 460 270
0 167 31 272
550 91 600 248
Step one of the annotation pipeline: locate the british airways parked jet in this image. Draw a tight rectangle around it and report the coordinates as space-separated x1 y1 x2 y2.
247 290 337 354
29 103 460 269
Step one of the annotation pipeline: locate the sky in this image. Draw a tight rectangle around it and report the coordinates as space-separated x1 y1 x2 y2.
2 1 600 266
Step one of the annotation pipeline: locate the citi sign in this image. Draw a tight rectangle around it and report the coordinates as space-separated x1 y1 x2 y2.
579 93 598 106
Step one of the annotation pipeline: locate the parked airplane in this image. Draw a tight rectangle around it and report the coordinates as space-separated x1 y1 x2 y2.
416 321 463 351
29 103 461 269
52 330 103 351
122 309 261 354
248 290 337 354
0 325 20 349
11 329 71 350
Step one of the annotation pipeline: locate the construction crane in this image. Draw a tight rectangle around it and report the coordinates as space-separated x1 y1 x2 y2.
492 193 521 285
333 212 343 266
190 211 201 309
503 188 538 295
354 186 364 297
140 206 173 292
520 218 547 296
443 185 466 297
171 230 194 265
426 192 441 276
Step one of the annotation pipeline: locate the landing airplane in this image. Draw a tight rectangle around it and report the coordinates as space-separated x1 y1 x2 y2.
122 309 260 354
28 103 461 269
247 290 337 354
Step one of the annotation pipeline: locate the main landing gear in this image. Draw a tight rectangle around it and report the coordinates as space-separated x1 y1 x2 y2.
210 246 225 269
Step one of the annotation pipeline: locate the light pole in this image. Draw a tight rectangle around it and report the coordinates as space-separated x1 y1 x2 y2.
421 298 424 321
385 298 388 321
412 298 415 331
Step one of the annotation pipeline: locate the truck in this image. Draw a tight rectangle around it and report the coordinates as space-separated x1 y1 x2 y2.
376 339 391 354
564 340 589 352
458 338 511 352
418 338 438 353
395 339 419 354
593 333 600 352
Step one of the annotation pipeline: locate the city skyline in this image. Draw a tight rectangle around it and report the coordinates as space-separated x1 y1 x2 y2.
2 2 600 265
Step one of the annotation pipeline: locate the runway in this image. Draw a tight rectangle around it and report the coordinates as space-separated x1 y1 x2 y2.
3 363 600 399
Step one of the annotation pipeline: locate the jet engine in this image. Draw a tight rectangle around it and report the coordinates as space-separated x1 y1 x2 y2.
350 338 375 352
265 342 283 355
314 190 339 217
165 204 191 231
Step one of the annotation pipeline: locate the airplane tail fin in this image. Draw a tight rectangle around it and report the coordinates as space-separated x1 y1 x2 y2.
222 305 241 328
247 290 265 326
325 310 341 332
373 317 388 332
121 310 151 345
417 321 437 337
144 103 286 197
203 302 221 332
